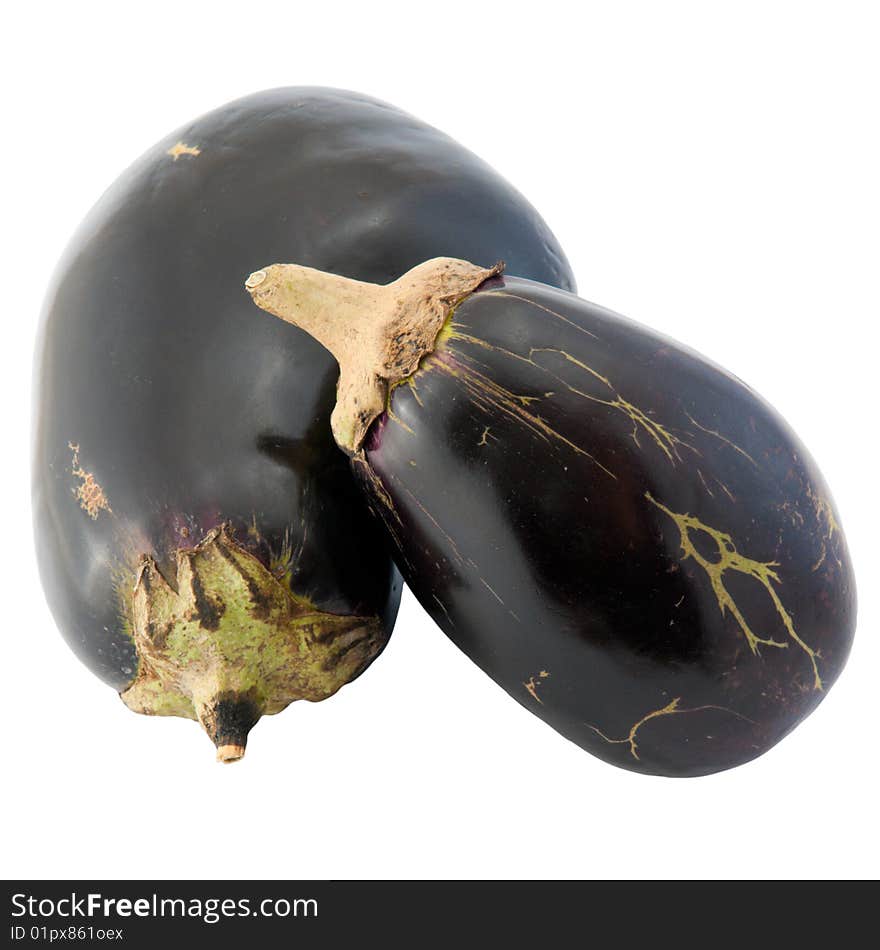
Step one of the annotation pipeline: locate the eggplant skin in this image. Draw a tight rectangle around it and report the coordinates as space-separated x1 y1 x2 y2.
360 276 856 777
32 88 574 704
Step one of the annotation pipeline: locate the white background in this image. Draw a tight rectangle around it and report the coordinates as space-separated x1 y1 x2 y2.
2 1 877 880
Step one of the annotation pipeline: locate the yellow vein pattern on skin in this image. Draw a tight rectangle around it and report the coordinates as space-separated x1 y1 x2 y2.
524 670 550 704
684 410 758 467
480 577 506 605
808 486 841 572
268 529 296 587
387 407 414 435
353 456 400 525
350 455 412 574
385 469 521 624
443 323 755 492
406 377 424 407
646 493 823 690
387 375 425 412
588 697 754 761
432 354 618 480
697 469 714 497
447 330 693 467
527 347 697 464
247 514 299 589
479 290 600 340
392 475 466 567
262 509 313 591
431 594 455 628
719 481 736 503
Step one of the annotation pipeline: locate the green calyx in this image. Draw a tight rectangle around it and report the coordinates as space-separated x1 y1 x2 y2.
120 524 386 760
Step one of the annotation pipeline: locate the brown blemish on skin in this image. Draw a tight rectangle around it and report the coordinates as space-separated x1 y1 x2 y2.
524 670 550 704
69 442 111 520
166 141 201 161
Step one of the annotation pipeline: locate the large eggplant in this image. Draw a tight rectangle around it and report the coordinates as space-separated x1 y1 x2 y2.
33 89 575 760
247 257 856 776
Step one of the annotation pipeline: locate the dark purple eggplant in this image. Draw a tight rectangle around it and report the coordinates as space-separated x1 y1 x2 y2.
247 257 856 776
32 89 575 760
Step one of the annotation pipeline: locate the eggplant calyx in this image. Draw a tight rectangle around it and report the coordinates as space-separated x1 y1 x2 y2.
119 524 387 761
245 257 503 454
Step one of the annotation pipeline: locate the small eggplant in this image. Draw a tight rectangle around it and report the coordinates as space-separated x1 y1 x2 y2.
247 258 856 776
33 89 574 760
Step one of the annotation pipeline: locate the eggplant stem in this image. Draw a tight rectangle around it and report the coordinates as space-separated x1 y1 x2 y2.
215 744 247 764
245 257 502 454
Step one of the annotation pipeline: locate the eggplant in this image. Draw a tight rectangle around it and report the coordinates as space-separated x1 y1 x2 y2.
33 88 575 760
247 257 856 776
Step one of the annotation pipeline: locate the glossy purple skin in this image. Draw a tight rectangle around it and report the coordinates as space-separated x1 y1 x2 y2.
357 276 856 776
